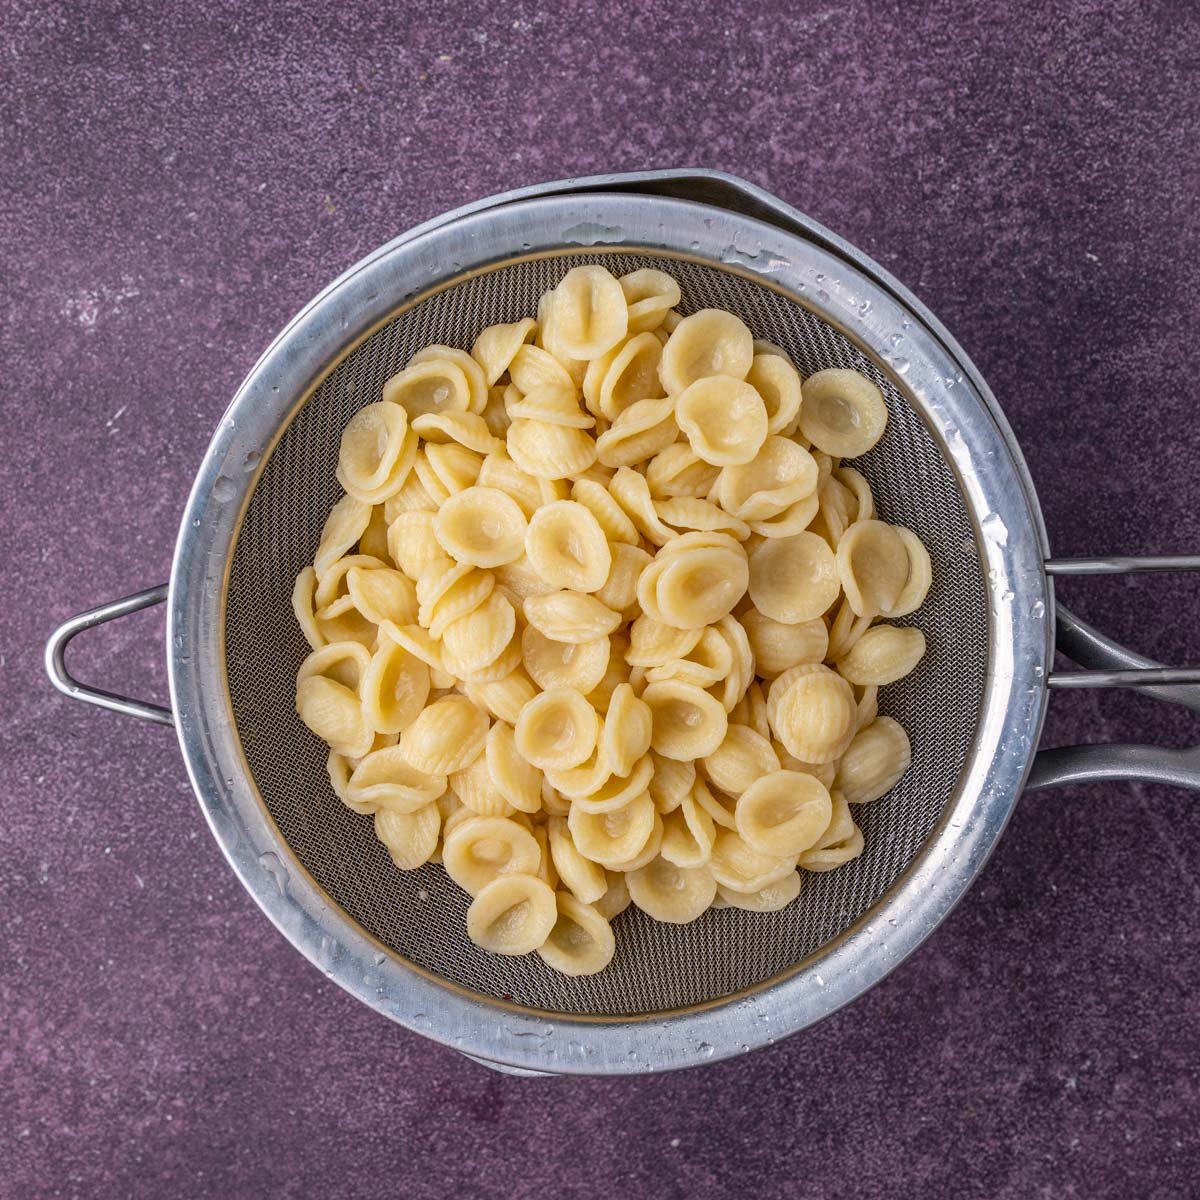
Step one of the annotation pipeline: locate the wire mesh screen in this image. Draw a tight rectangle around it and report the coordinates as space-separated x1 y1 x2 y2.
223 252 987 1016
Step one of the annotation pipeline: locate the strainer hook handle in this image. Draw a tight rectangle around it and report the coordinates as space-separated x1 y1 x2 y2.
44 584 173 727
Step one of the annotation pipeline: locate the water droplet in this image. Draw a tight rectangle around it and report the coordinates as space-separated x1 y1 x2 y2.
688 240 701 251
980 512 1009 546
561 221 623 245
372 951 386 966
258 851 289 896
858 299 872 316
417 888 429 901
212 475 235 502
243 449 261 472
739 1044 750 1053
316 934 335 966
697 1041 715 1057
890 356 910 375
1030 599 1046 619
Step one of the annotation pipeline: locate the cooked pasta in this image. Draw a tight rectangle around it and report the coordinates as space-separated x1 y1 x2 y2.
293 263 931 975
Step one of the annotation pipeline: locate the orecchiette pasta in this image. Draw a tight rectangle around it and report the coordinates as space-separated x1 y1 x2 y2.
295 263 932 975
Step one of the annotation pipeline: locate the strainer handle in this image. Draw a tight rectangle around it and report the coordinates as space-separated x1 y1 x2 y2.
1028 598 1200 791
44 584 173 727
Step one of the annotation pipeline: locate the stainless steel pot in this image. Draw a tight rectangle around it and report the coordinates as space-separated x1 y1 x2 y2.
46 170 1200 1076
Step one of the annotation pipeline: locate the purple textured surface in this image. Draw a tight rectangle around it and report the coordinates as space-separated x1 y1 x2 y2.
3 0 1199 1196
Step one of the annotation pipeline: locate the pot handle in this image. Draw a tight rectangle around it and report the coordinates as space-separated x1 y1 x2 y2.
44 584 173 727
1028 556 1200 791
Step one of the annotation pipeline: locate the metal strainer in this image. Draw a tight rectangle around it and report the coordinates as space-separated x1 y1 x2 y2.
46 170 1200 1075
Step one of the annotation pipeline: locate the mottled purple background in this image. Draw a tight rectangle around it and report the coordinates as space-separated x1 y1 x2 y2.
3 0 1199 1196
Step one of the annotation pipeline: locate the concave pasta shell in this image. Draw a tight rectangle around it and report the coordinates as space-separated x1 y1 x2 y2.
449 755 513 817
296 675 374 758
745 353 803 436
521 626 611 694
568 755 655 815
741 610 828 679
374 803 441 870
434 485 527 568
655 496 750 541
717 871 802 911
595 397 677 468
336 401 410 496
408 344 488 414
567 790 656 867
627 857 716 924
659 795 716 869
570 477 639 545
703 724 781 797
477 451 544 519
648 754 696 813
547 817 608 905
347 745 445 813
619 269 682 335
766 664 857 764
398 695 489 775
471 317 537 385
626 615 704 667
748 531 840 623
506 419 597 481
466 873 557 955
881 526 933 618
359 638 431 735
835 624 926 686
643 680 729 761
525 500 612 592
484 720 544 813
514 688 601 771
314 495 372 580
609 466 676 546
440 591 516 678
383 358 472 419
536 890 615 976
735 769 832 857
708 827 797 894
599 684 653 778
836 519 911 617
798 369 888 458
676 375 768 466
718 436 818 522
650 545 749 630
660 308 753 394
549 265 629 359
645 443 721 499
464 668 538 726
523 591 621 644
594 543 652 616
412 411 502 455
346 565 418 626
834 715 912 806
443 815 541 896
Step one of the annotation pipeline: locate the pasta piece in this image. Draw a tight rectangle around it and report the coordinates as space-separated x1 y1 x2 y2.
642 534 749 630
767 664 857 764
482 387 512 439
836 624 926 686
708 827 797 894
292 567 329 651
645 443 721 499
471 317 537 384
836 520 911 617
626 615 703 668
619 269 682 334
798 369 888 458
834 716 911 805
398 695 489 775
659 793 716 868
476 451 545 519
508 343 577 400
412 411 503 455
359 638 431 734
834 466 875 525
547 265 628 359
506 417 598 481
609 466 676 546
747 532 840 623
547 816 608 904
443 815 541 896
745 353 802 436
594 543 653 616
643 680 729 760
854 684 880 732
464 668 538 726
567 791 656 867
441 592 517 678
659 308 754 394
295 642 374 758
655 496 750 541
703 724 781 796
375 803 441 870
346 565 417 626
484 720 543 813
717 436 818 522
744 490 821 539
346 745 445 814
648 755 696 813
494 555 560 606
599 683 654 777
415 442 484 503
826 596 873 661
408 345 488 414
595 397 677 468
416 559 494 639
525 500 612 592
358 503 391 562
514 689 601 771
676 376 768 466
594 869 632 920
883 527 933 617
585 634 633 713
383 470 438 520
523 591 622 643
466 873 557 955
735 770 832 857
691 777 737 830
433 485 527 567
521 626 611 693
570 477 639 545
536 891 616 976
627 857 716 924
645 625 733 689
336 402 416 504
382 358 472 419
741 610 828 679
563 755 653 814
797 792 864 872
449 755 513 817
314 495 372 580
717 871 802 912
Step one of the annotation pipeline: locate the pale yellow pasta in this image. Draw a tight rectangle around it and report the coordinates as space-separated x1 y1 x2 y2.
465 668 538 726
567 790 656 867
594 869 632 920
655 496 750 541
609 466 676 546
358 503 391 561
645 625 733 690
836 519 911 617
466 873 557 955
660 308 754 394
585 634 633 713
360 638 431 734
735 770 832 857
346 745 445 813
742 610 828 679
514 688 600 771
884 527 933 617
745 352 803 436
826 596 873 662
442 815 541 896
379 621 447 678
593 543 652 616
343 565 415 628
642 535 749 630
767 664 857 764
292 567 330 650
648 754 695 814
619 269 682 334
798 368 888 458
455 631 523 686
626 615 703 668
708 827 797 894
414 442 484 504
430 486 527 569
604 811 666 872
546 265 628 359
691 777 737 830
659 793 716 868
506 416 597 481
336 401 414 504
834 715 911 806
407 344 488 414
717 871 802 912
525 500 612 592
476 451 544 519
748 532 840 624
314 495 372 580
797 792 864 872
599 683 653 777
544 750 609 803
416 559 494 639
441 592 517 678
703 724 781 796
523 590 622 644
570 477 639 545
745 490 821 539
537 891 616 976
383 358 472 419
717 437 818 521
398 695 489 775
296 642 374 758
645 443 721 499
547 816 607 904
470 317 537 384
383 470 438 519
676 376 768 466
643 680 729 761
449 755 513 817
627 857 716 924
519 626 607 694
592 332 666 422
836 624 926 686
375 803 441 870
595 397 678 468
494 555 560 606
412 410 502 455
730 680 772 742
482 720 543 814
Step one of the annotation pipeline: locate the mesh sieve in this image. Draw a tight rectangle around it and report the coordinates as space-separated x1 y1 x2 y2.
223 250 987 1017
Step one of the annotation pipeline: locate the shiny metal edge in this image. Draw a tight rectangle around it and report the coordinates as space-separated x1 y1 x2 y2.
168 182 1051 1075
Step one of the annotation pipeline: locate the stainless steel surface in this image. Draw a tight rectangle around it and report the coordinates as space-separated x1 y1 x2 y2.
47 168 1199 1076
1045 555 1200 575
167 172 1051 1074
44 584 173 727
